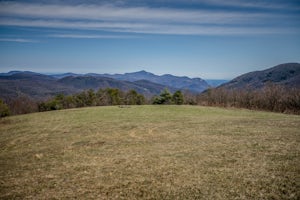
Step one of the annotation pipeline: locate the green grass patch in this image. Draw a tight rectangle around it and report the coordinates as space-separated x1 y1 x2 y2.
1 105 299 199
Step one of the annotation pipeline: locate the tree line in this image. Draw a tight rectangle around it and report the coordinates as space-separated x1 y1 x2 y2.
0 88 184 117
38 88 185 112
38 88 146 111
1 84 299 117
196 84 300 114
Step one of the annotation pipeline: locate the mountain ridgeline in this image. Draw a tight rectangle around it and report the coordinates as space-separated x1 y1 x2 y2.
0 63 299 102
97 70 209 93
218 63 300 90
0 70 209 100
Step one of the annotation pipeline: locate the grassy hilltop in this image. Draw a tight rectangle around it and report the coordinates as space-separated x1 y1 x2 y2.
1 105 300 199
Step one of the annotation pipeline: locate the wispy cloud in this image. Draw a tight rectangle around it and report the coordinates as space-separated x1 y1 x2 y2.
50 34 138 39
0 1 299 36
0 38 38 43
0 1 275 24
162 0 300 11
0 18 296 36
198 0 300 10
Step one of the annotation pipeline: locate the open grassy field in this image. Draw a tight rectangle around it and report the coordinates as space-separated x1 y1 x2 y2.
1 105 299 199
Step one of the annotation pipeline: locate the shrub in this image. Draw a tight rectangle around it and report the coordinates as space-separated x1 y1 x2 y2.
196 84 300 114
8 95 38 115
0 99 10 117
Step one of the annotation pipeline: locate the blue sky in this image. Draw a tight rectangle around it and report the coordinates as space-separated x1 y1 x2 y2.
0 0 299 79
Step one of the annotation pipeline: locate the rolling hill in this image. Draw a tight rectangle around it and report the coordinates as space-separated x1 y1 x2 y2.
1 105 299 199
0 71 80 100
218 63 300 90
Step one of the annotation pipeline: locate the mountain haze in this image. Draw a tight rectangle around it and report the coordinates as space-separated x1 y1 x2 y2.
205 79 228 87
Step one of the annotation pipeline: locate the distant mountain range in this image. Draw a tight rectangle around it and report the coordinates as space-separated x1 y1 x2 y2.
1 63 299 101
0 70 210 100
50 70 211 93
95 70 210 93
0 72 78 100
218 63 300 90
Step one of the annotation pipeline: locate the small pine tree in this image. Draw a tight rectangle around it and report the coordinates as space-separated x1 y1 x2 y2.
153 89 173 104
160 89 173 104
172 90 184 105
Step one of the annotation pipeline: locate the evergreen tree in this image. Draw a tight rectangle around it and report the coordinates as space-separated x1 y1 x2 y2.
106 88 122 105
125 90 145 105
153 89 173 104
74 92 88 107
172 90 184 105
86 89 96 106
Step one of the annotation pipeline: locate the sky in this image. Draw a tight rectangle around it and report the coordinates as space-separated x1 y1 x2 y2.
0 0 299 79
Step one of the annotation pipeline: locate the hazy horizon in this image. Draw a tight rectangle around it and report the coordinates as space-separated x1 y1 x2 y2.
1 0 300 79
1 68 234 80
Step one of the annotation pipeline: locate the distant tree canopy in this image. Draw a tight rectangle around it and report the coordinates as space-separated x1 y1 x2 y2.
0 99 10 118
153 89 184 105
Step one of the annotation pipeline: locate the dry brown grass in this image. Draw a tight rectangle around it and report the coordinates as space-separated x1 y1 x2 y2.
0 105 299 199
